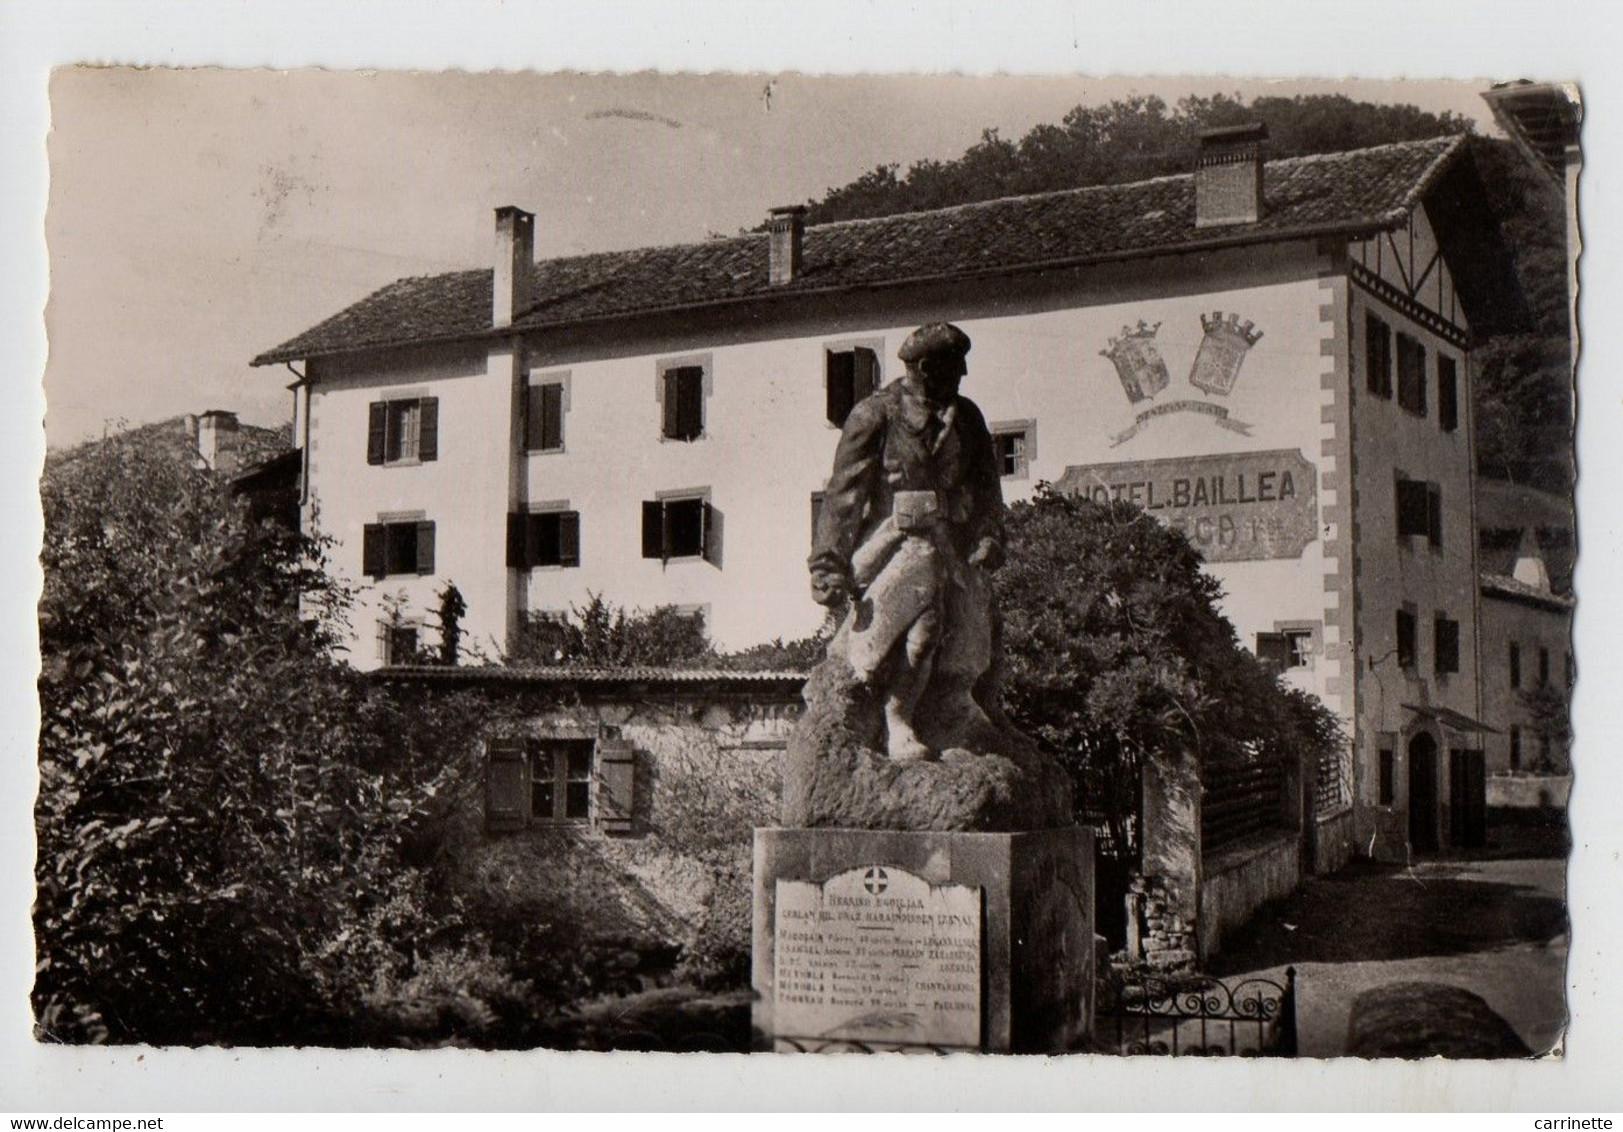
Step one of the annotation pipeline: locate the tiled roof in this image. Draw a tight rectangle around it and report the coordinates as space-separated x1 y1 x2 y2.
1480 573 1575 612
253 136 1467 366
372 664 807 688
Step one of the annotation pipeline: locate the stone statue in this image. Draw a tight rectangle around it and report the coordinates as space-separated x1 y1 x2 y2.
786 322 1072 831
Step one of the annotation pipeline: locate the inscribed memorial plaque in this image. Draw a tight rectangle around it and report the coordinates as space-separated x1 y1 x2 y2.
774 866 982 1049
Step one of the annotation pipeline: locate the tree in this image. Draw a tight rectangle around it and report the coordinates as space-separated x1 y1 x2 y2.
995 486 1344 861
36 436 480 1044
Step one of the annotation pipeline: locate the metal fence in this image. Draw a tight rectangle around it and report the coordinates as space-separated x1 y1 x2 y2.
1096 967 1298 1057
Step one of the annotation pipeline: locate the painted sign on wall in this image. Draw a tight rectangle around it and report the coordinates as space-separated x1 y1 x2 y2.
1055 448 1319 562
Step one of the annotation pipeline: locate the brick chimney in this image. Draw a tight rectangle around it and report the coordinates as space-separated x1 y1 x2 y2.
197 410 239 474
1195 122 1268 228
768 205 808 285
493 205 535 328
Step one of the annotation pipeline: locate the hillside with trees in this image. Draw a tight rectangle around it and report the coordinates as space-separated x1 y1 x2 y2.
792 93 1573 495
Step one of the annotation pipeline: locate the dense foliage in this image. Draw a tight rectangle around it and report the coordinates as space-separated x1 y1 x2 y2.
996 486 1345 859
794 92 1572 493
36 439 499 1044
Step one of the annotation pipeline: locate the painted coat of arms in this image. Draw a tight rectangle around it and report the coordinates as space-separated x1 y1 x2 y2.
1099 320 1170 403
1190 311 1264 396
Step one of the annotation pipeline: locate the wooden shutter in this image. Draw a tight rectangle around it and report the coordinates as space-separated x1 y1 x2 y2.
367 402 387 464
594 739 636 834
641 500 665 559
1438 357 1459 432
1435 617 1459 675
1364 315 1389 397
854 347 879 401
418 397 439 461
1396 610 1416 668
662 369 682 438
506 512 526 568
701 500 719 565
485 736 530 832
540 384 564 451
362 523 386 577
678 367 704 439
826 350 855 426
415 520 436 574
1426 485 1443 547
558 510 581 567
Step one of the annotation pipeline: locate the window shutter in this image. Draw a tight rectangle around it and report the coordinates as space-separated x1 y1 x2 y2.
662 369 682 438
641 500 665 559
826 350 856 427
701 500 719 565
594 739 636 834
522 385 539 452
1427 485 1443 547
415 520 436 574
854 347 879 401
558 510 581 567
506 512 526 568
418 397 439 461
678 367 704 439
1397 610 1417 668
541 384 564 451
485 736 530 832
1438 357 1459 432
362 523 386 578
367 402 387 464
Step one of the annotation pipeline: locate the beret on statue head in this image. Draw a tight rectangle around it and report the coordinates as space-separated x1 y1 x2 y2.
898 322 972 364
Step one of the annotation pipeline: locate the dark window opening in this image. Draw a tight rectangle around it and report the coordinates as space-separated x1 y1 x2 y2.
1396 608 1417 670
1379 748 1395 805
662 365 705 441
1509 726 1522 771
826 347 879 427
1365 312 1393 399
1434 615 1460 675
1396 332 1428 417
525 382 565 452
528 739 593 823
1438 355 1459 432
1538 646 1550 687
507 510 581 569
1395 477 1442 546
1257 629 1313 670
641 495 718 564
362 520 435 579
1510 642 1522 689
994 430 1030 478
382 623 419 665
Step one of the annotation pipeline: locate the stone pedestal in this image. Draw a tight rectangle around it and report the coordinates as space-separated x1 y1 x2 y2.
752 825 1094 1053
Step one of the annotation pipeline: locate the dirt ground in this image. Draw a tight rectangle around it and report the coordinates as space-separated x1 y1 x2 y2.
1208 810 1570 1057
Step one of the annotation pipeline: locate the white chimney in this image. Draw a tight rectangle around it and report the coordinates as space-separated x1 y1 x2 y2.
768 205 808 285
1195 122 1267 228
1512 530 1553 592
197 410 239 474
493 206 535 328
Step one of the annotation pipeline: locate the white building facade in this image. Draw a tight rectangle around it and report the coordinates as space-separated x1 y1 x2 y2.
257 131 1518 863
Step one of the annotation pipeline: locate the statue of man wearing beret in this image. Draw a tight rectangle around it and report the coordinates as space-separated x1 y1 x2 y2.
808 322 1006 763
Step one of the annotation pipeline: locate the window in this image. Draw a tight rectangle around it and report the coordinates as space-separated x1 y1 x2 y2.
1257 629 1314 670
1396 608 1417 670
642 493 719 564
826 346 880 427
1364 312 1393 398
1434 615 1460 675
525 380 566 452
529 739 593 823
991 420 1036 479
362 520 435 578
1509 726 1522 771
1379 748 1395 805
367 397 439 465
379 622 419 665
507 510 581 569
660 362 706 441
1395 476 1442 546
1509 642 1522 689
1396 332 1428 416
1538 646 1550 687
1438 355 1459 432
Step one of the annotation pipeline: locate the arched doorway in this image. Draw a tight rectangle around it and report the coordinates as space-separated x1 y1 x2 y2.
1408 731 1440 853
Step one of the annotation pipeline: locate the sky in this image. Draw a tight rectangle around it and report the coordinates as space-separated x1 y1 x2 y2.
44 70 1507 448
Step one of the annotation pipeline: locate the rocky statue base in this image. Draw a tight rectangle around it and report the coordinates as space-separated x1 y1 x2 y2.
781 653 1074 832
751 825 1095 1053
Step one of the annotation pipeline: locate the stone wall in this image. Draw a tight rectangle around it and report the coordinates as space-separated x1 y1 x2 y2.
1196 831 1302 960
1486 773 1571 809
1311 805 1358 874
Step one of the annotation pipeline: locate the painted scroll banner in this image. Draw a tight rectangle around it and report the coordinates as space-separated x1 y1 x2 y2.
1055 448 1319 563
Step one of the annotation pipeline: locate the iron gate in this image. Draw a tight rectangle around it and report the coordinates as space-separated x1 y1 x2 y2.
1096 966 1297 1056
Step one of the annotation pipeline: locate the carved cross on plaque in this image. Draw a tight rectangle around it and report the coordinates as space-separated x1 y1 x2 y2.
863 867 889 895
